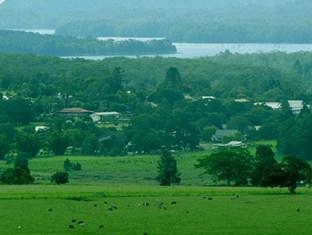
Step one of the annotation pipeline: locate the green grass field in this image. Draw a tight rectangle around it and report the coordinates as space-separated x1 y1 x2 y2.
0 140 278 186
0 185 312 235
1 140 308 235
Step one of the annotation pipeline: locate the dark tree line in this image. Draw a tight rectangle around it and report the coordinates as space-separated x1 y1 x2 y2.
196 145 312 194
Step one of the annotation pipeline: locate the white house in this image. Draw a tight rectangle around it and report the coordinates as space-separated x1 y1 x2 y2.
213 141 245 148
255 100 307 114
35 126 49 132
288 100 304 115
235 98 250 103
90 112 121 123
202 96 216 100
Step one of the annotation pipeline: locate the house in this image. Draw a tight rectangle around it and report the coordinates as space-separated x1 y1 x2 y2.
35 126 49 132
1 92 10 100
234 98 249 103
58 108 94 118
211 129 239 142
255 100 307 114
288 100 304 115
202 96 216 100
213 141 245 148
254 102 280 109
263 102 281 110
184 94 196 101
90 112 121 123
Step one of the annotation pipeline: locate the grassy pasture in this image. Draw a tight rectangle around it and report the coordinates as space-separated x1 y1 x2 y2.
0 140 278 186
0 185 311 235
0 153 209 185
0 141 310 234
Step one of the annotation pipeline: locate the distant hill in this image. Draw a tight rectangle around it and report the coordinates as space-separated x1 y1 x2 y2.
0 0 294 28
2 0 312 43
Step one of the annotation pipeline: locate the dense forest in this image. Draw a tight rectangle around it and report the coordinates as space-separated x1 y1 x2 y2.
1 52 312 160
1 0 312 43
0 30 176 56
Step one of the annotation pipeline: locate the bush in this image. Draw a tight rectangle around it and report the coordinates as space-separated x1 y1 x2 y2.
64 158 82 171
51 172 69 185
1 167 34 185
0 152 34 185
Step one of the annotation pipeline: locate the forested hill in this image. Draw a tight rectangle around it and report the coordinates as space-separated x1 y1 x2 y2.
0 30 176 56
1 0 311 43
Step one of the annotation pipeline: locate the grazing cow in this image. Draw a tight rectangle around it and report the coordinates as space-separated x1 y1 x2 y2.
158 202 164 209
78 221 85 226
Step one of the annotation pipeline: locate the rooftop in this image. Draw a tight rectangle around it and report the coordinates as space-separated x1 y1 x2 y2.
58 108 94 114
93 112 120 116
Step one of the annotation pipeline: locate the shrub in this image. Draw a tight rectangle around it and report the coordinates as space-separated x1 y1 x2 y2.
0 152 34 185
64 158 82 171
1 167 34 185
51 172 69 185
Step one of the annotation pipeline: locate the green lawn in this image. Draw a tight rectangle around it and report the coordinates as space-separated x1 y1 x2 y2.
0 185 311 235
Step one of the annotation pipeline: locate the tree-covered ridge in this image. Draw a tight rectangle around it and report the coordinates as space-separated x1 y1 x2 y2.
1 0 310 43
0 30 176 56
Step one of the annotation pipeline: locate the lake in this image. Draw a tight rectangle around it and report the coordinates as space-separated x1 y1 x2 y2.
63 43 312 60
8 29 312 59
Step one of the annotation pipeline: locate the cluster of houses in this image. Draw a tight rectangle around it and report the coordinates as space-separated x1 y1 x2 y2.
202 95 307 115
201 96 309 148
33 95 308 149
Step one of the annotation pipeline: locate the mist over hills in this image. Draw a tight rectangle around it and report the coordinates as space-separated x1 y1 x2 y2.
0 0 295 27
0 0 310 43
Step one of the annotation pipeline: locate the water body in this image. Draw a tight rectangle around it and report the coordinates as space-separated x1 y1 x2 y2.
6 30 312 59
63 43 312 60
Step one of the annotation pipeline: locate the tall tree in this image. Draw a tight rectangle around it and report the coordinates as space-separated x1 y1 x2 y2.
251 145 278 186
163 67 183 90
157 150 181 186
196 148 254 186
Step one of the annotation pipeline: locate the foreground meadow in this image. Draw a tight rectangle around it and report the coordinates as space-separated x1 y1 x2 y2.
0 185 311 235
0 142 306 234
